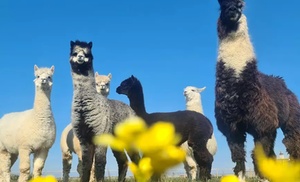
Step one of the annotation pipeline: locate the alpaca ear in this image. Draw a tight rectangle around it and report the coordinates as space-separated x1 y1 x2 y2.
95 72 99 76
50 65 55 73
130 75 135 81
108 73 112 80
70 41 75 47
88 42 93 48
34 65 39 72
198 86 206 93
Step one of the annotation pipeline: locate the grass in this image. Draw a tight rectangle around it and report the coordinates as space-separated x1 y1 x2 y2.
10 175 261 182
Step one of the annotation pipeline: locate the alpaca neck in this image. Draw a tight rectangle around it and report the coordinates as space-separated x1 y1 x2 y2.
33 87 52 116
217 14 256 76
72 69 97 95
186 98 204 114
129 82 147 116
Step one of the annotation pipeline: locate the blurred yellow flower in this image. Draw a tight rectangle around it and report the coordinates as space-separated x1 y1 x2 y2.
150 145 186 174
129 157 153 182
29 176 57 182
93 117 186 182
93 117 147 151
220 175 239 182
255 144 300 182
136 122 181 154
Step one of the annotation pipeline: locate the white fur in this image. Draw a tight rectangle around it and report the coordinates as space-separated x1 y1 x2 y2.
182 86 217 180
0 65 56 182
60 72 111 182
218 15 255 76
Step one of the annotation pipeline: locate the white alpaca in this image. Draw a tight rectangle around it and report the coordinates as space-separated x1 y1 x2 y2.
182 86 217 180
0 65 56 182
60 72 112 182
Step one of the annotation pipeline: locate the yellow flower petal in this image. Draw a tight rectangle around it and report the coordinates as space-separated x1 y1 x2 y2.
136 122 181 154
220 175 239 182
115 117 147 142
129 158 153 182
255 144 300 182
93 134 127 151
29 176 57 182
150 145 186 174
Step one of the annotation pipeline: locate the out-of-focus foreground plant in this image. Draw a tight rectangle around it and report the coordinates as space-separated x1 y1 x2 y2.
93 117 186 182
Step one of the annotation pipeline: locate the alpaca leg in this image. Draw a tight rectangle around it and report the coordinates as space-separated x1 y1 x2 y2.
89 156 96 182
192 146 213 182
80 142 94 182
183 160 192 179
283 131 300 159
77 158 83 178
225 132 246 181
94 145 107 182
127 150 140 164
181 141 196 180
18 149 31 182
185 155 198 180
0 151 11 182
33 149 49 177
111 149 128 182
252 133 276 178
62 150 72 182
282 105 300 160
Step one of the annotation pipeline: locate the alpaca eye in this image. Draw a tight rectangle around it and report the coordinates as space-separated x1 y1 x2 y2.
37 76 40 78
72 53 78 56
48 76 51 79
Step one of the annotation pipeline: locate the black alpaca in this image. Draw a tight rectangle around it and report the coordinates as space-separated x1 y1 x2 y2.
215 0 300 180
116 75 214 181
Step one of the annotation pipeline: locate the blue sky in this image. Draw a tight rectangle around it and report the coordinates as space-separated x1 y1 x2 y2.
1 0 300 178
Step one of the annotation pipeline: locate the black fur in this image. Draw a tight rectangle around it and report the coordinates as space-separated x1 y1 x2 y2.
69 40 94 76
117 75 214 181
217 0 244 39
215 2 300 178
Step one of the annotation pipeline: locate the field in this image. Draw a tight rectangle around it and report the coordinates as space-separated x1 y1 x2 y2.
10 175 261 182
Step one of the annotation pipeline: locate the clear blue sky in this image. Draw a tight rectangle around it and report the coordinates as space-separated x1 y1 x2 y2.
1 0 300 178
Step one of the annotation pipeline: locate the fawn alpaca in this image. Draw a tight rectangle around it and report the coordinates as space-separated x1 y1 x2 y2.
0 65 55 182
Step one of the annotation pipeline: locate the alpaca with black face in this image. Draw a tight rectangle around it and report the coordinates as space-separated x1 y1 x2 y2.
69 40 139 182
215 0 300 181
117 75 214 181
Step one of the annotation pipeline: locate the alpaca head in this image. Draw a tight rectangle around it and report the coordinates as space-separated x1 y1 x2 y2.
69 40 94 75
34 65 54 90
95 72 112 97
116 75 139 96
183 86 206 102
218 0 244 24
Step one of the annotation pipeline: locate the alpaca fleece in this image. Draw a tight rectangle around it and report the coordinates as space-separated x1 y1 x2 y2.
0 65 55 182
117 75 214 181
182 86 217 180
70 40 139 182
61 72 113 182
215 0 300 180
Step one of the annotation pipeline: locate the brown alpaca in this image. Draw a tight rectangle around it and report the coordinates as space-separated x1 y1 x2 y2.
215 0 300 181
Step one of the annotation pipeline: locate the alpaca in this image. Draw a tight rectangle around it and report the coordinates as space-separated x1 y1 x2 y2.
60 72 112 182
182 86 217 180
0 65 56 182
215 0 300 180
69 40 140 182
95 72 112 97
116 75 214 181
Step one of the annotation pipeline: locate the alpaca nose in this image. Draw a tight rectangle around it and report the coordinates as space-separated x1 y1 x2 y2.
78 55 84 59
228 6 237 12
42 79 47 83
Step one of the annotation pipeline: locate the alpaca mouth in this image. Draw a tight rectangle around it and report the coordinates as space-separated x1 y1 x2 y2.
77 59 85 64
